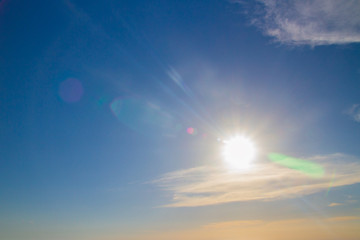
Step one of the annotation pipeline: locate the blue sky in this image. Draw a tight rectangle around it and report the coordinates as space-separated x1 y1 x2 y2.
1 0 360 239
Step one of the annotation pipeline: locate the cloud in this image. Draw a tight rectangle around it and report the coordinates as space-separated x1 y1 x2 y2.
116 217 360 240
240 0 360 46
154 153 360 207
328 202 343 207
326 216 360 222
345 104 360 122
204 216 360 230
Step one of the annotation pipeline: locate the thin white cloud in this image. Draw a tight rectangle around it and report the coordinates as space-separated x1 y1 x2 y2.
328 202 343 207
154 153 360 207
241 0 360 46
346 104 360 122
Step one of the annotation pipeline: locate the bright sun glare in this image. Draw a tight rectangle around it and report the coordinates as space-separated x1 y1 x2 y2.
222 136 257 171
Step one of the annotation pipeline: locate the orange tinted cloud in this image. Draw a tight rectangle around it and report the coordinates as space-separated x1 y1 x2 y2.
115 216 360 240
154 153 360 207
328 202 343 207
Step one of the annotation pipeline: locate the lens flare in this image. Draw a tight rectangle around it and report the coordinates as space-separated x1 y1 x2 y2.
110 97 180 136
268 153 324 178
187 127 197 135
59 78 83 103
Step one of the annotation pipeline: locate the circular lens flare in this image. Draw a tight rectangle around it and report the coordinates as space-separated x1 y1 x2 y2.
222 136 257 171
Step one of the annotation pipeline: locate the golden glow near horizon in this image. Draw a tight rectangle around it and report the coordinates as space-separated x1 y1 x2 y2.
222 135 257 171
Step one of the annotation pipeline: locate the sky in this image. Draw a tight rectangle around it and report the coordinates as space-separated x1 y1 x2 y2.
1 0 360 239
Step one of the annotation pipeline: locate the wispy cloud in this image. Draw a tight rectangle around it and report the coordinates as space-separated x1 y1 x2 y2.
240 0 360 46
117 216 360 240
345 104 360 123
328 202 343 207
204 216 360 230
154 153 360 207
326 216 360 222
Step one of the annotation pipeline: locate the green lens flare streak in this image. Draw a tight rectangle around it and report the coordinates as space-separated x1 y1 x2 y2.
268 153 325 178
326 171 336 196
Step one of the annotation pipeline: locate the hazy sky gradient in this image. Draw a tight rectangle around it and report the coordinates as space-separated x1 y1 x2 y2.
1 0 360 239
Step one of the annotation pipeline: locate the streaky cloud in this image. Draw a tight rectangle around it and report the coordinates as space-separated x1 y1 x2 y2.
239 0 360 46
154 153 360 207
122 216 360 240
328 202 343 207
345 104 360 123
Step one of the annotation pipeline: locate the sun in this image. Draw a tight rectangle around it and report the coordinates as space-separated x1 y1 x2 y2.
222 135 257 171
